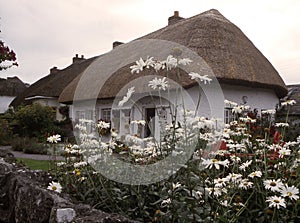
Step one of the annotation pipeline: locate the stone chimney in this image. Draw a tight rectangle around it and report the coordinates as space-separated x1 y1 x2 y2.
168 11 184 25
113 41 124 49
72 54 85 63
50 66 60 75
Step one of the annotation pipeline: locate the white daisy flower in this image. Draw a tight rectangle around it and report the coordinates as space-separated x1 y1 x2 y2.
205 187 225 197
225 173 243 183
161 198 171 207
264 179 284 192
178 58 192 66
275 122 289 128
47 181 62 193
131 120 146 126
281 100 296 106
47 134 61 143
97 120 110 129
188 72 212 84
266 196 286 209
230 155 241 163
238 179 253 190
214 178 228 187
118 86 135 106
248 171 262 178
278 147 291 158
148 77 169 90
201 158 230 170
239 160 253 171
165 55 178 70
280 185 299 201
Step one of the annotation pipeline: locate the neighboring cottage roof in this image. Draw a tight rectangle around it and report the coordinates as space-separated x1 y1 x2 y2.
58 9 287 104
0 76 28 96
280 84 300 116
10 56 97 107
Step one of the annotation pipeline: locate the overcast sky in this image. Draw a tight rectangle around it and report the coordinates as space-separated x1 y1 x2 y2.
0 0 299 85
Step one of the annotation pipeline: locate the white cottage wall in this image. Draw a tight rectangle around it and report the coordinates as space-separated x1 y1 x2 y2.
221 84 279 112
0 96 15 113
187 84 279 117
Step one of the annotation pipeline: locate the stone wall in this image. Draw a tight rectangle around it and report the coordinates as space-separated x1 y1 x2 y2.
0 149 140 223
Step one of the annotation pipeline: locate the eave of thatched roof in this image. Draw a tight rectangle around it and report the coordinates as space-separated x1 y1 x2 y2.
10 57 97 107
58 9 287 104
0 76 28 96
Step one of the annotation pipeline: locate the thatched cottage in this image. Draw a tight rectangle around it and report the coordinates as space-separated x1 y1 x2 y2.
12 9 287 137
0 76 27 113
10 55 97 120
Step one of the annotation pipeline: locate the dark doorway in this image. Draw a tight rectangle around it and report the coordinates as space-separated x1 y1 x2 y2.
145 108 155 137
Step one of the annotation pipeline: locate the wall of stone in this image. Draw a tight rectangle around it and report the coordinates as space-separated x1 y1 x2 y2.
0 149 140 223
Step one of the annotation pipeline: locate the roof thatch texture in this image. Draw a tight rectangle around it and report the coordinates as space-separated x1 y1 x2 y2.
141 9 287 96
0 76 28 96
58 9 287 104
279 84 300 116
11 57 97 107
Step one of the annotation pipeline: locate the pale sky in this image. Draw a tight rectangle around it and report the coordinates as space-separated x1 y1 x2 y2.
0 0 299 85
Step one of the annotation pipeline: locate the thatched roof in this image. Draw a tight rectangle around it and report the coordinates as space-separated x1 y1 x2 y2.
0 76 28 96
10 56 97 107
58 9 287 104
279 84 300 116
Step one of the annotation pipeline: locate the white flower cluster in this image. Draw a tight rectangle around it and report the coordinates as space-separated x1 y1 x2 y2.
130 55 193 74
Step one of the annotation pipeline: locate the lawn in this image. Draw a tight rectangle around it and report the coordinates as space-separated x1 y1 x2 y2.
17 158 51 171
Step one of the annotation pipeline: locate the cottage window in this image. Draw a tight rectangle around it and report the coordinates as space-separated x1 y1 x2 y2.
224 108 234 124
101 108 111 122
75 111 85 121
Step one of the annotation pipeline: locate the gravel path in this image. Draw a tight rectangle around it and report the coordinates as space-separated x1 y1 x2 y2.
0 146 64 161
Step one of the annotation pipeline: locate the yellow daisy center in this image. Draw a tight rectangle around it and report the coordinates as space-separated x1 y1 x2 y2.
270 182 276 186
52 186 57 191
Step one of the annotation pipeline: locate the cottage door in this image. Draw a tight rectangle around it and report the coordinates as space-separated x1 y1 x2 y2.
145 107 155 137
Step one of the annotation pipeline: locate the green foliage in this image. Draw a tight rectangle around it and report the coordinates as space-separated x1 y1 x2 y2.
13 103 58 139
0 114 13 145
11 136 48 154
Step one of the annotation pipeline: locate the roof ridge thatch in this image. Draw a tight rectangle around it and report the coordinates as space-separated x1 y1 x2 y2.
11 56 98 107
0 76 28 96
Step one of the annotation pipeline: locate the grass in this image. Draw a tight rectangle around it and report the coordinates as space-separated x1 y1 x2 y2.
17 158 51 171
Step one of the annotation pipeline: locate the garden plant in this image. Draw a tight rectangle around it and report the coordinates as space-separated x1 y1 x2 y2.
46 54 300 222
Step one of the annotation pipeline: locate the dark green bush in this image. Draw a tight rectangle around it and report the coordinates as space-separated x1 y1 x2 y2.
0 116 13 145
13 103 57 140
11 136 48 154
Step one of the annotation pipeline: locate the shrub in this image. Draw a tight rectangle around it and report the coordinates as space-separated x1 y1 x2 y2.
13 103 57 140
0 116 13 145
11 136 48 154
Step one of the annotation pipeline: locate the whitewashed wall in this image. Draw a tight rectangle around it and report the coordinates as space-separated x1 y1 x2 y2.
0 96 15 113
69 83 280 139
221 84 279 112
187 83 279 116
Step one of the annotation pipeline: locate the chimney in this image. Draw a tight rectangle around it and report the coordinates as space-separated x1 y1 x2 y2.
113 41 124 49
168 11 184 25
72 54 86 63
50 66 60 75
